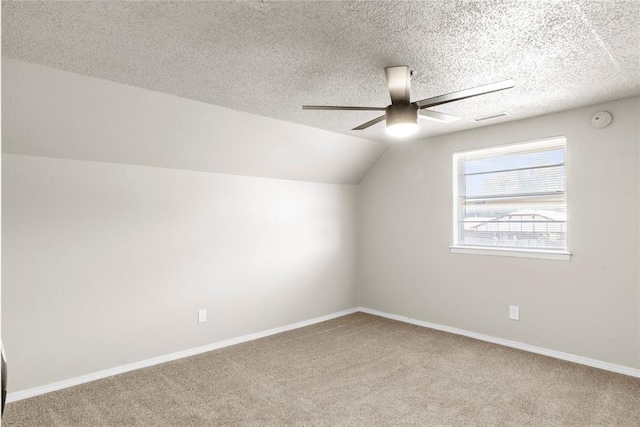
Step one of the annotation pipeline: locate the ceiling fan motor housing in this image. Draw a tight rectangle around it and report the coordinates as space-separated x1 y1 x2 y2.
385 103 419 127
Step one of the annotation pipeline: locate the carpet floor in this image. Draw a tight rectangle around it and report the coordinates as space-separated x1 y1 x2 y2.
3 312 640 426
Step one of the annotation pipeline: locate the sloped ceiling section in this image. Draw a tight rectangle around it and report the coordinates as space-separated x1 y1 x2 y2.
2 59 387 184
2 1 639 142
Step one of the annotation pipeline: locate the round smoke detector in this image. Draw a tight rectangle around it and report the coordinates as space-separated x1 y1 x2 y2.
591 111 612 128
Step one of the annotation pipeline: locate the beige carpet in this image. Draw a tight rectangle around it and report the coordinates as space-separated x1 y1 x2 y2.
4 313 640 426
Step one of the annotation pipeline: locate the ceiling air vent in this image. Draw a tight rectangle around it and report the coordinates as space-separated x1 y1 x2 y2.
473 112 510 122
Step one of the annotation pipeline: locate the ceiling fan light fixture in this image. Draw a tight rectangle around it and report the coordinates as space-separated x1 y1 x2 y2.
302 66 514 136
386 122 419 137
385 104 419 138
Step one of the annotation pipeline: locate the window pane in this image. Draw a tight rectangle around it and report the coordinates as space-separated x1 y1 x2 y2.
459 197 566 249
461 196 566 218
465 165 565 198
465 148 565 175
454 138 567 252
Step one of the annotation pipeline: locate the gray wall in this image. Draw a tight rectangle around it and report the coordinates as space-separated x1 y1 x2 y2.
2 58 387 185
3 154 358 392
358 97 640 369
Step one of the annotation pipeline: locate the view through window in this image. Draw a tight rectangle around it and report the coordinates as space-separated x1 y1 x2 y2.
453 137 567 251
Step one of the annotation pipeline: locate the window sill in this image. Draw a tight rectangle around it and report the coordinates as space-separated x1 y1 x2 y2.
449 246 572 261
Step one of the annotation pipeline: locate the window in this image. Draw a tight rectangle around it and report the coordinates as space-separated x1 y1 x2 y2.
452 137 570 260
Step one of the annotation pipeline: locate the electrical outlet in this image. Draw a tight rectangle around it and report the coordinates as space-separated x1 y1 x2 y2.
198 309 207 323
509 305 520 321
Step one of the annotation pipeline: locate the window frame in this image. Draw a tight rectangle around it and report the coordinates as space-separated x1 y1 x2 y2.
450 136 571 261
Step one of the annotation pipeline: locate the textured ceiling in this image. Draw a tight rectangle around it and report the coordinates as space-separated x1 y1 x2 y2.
2 1 639 142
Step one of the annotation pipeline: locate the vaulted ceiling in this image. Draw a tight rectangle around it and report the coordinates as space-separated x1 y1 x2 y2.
3 0 639 143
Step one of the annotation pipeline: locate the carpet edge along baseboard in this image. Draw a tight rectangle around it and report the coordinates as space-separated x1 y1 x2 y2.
359 307 640 379
7 308 359 403
7 306 639 402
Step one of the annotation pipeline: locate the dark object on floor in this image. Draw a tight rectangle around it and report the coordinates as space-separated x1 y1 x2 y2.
1 342 7 417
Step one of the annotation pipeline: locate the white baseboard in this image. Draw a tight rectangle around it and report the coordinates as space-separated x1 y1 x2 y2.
8 306 639 403
358 306 640 378
6 308 359 403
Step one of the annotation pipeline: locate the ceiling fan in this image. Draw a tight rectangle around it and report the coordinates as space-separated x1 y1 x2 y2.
302 66 515 137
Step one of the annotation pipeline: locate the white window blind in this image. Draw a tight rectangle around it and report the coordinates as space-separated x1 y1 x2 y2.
453 137 567 252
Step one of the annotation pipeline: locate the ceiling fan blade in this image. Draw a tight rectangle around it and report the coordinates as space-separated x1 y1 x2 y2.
385 66 412 105
416 79 515 109
302 105 385 111
418 109 461 123
352 114 386 130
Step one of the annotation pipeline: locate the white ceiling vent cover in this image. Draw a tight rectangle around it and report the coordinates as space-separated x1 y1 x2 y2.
473 112 510 122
